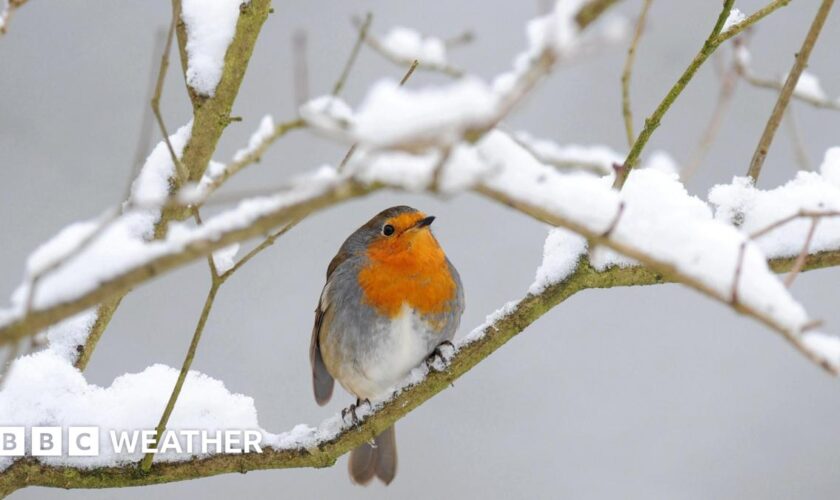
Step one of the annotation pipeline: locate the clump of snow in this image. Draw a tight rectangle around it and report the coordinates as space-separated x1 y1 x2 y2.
530 228 586 294
45 309 98 363
353 77 499 149
819 147 840 188
187 160 226 203
645 150 679 176
180 0 242 97
734 43 751 67
787 71 828 102
0 166 342 326
232 115 275 163
461 300 520 345
590 167 712 270
380 27 447 66
709 172 840 258
478 130 815 335
352 143 490 193
512 133 678 178
299 96 354 137
130 121 193 209
0 350 262 470
514 131 621 175
493 0 584 94
212 244 240 274
722 8 746 32
24 221 100 277
600 15 629 43
527 0 583 55
802 332 840 370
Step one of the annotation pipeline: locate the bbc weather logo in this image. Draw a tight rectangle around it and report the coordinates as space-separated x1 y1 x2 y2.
0 427 263 456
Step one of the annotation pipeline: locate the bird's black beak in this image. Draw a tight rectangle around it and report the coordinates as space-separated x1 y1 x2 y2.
416 215 435 228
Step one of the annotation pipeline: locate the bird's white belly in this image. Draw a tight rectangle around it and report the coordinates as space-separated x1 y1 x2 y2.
350 304 434 400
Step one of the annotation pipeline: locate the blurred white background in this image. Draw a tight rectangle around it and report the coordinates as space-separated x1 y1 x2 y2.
1 1 839 498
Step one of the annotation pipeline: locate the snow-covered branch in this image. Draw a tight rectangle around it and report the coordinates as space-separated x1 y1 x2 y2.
2 238 840 496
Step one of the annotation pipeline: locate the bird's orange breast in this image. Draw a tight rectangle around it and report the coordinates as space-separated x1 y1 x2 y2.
357 229 456 319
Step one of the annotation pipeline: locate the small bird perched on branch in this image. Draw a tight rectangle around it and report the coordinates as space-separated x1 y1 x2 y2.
310 205 464 485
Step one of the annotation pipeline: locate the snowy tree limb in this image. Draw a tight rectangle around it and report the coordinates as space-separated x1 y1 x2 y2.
0 247 837 496
3 169 840 374
163 0 273 227
74 0 274 370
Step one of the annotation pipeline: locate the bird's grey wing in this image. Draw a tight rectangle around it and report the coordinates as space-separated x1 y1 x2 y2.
443 257 465 340
310 247 353 406
310 290 334 406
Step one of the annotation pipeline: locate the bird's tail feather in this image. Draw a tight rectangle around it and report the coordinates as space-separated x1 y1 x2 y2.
348 425 397 485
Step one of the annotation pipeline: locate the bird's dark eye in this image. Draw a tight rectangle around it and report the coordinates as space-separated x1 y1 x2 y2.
382 224 395 236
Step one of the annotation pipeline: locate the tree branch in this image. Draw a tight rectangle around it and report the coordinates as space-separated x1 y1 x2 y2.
161 0 274 228
2 245 839 495
74 0 275 369
747 0 834 183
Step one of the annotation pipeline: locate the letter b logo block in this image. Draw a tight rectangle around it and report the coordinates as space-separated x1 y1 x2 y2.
0 427 24 456
32 427 63 456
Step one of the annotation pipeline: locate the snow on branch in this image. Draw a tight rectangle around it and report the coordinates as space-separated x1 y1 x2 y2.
733 39 840 111
358 21 467 77
2 226 839 495
180 0 243 97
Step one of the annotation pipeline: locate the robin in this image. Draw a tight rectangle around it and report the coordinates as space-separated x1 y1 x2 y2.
310 205 465 485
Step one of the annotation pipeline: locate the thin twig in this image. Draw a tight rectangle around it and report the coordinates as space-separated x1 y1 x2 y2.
601 201 626 238
221 219 300 279
750 209 840 239
785 218 820 286
747 0 834 182
129 28 170 195
400 59 419 85
506 130 611 175
151 14 188 183
620 0 653 147
140 215 298 471
200 118 306 197
738 71 840 111
332 12 372 97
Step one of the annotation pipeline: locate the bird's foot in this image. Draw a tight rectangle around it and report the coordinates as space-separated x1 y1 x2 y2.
425 340 455 372
341 398 372 426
